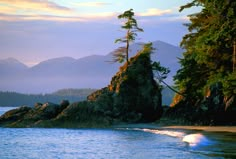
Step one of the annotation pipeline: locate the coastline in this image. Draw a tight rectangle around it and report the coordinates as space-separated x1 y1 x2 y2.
112 123 236 133
163 126 236 133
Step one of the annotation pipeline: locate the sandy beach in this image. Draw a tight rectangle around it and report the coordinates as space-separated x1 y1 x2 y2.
113 123 236 133
164 126 236 133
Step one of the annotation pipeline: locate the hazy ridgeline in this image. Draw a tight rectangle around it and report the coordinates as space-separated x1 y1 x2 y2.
0 88 96 107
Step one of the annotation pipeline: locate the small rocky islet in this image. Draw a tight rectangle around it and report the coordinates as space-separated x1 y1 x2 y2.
0 45 163 128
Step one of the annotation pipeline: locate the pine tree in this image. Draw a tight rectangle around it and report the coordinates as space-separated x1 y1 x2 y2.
114 9 143 64
174 0 236 103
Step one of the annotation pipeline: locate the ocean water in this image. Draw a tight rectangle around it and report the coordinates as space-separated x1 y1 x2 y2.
1 108 236 159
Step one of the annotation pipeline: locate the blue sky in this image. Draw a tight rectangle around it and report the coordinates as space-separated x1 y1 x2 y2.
0 0 199 66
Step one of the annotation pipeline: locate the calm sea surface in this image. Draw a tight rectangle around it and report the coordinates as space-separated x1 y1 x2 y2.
0 107 236 159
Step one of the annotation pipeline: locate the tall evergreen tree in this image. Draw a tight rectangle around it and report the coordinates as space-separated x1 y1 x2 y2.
174 0 236 104
114 9 143 64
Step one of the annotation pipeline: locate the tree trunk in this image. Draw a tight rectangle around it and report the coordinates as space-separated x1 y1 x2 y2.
161 80 186 97
126 41 129 64
233 41 236 72
126 30 130 64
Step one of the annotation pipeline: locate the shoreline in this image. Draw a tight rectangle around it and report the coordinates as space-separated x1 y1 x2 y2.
112 123 236 133
163 126 236 133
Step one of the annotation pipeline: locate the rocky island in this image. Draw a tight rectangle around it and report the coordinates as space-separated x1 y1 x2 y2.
0 44 163 128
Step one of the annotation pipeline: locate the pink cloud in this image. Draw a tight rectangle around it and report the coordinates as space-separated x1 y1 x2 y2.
74 2 112 7
0 0 73 15
138 8 172 17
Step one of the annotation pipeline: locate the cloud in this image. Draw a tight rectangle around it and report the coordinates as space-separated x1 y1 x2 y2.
0 0 116 22
0 0 73 15
74 2 112 7
80 12 117 21
138 8 172 17
0 2 186 23
0 13 84 22
0 5 16 14
0 12 117 22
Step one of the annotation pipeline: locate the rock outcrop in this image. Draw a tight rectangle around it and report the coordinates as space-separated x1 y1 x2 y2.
88 46 163 122
0 102 66 127
0 106 32 126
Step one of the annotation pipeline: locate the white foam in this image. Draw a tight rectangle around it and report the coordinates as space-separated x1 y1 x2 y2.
129 128 213 148
182 133 210 147
142 129 185 138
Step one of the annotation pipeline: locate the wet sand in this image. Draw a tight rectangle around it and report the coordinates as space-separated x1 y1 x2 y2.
164 126 236 133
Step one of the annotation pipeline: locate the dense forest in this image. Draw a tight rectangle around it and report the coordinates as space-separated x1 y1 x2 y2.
175 0 236 99
168 0 236 125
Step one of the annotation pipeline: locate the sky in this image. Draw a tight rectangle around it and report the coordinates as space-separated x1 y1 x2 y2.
0 0 199 66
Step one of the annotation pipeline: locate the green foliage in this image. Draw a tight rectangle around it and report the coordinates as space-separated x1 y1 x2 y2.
141 42 170 84
152 61 170 83
223 72 236 97
175 0 236 101
166 0 236 125
112 47 126 63
114 9 143 63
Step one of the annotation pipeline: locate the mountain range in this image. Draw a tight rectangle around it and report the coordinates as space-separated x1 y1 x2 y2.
0 40 183 93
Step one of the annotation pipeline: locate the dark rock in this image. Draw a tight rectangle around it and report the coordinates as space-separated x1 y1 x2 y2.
88 48 163 122
59 100 70 111
34 102 43 109
0 102 61 127
27 102 60 121
0 106 32 126
51 101 111 128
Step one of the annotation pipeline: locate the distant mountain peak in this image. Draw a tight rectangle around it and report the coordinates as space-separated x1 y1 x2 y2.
39 56 76 63
30 56 76 70
0 57 20 63
0 57 28 69
5 57 18 61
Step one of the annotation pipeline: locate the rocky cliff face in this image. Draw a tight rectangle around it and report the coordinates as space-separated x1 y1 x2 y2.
88 47 163 122
0 45 163 127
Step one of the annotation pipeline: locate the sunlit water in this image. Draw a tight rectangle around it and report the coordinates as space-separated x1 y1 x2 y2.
1 108 236 159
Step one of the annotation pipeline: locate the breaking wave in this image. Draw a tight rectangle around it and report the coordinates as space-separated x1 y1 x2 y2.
142 129 185 138
134 128 212 147
182 133 211 147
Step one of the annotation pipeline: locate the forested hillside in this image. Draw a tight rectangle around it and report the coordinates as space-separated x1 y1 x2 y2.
0 89 96 106
168 0 236 125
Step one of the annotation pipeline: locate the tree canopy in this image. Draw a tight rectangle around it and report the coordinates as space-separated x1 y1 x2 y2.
174 0 236 103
